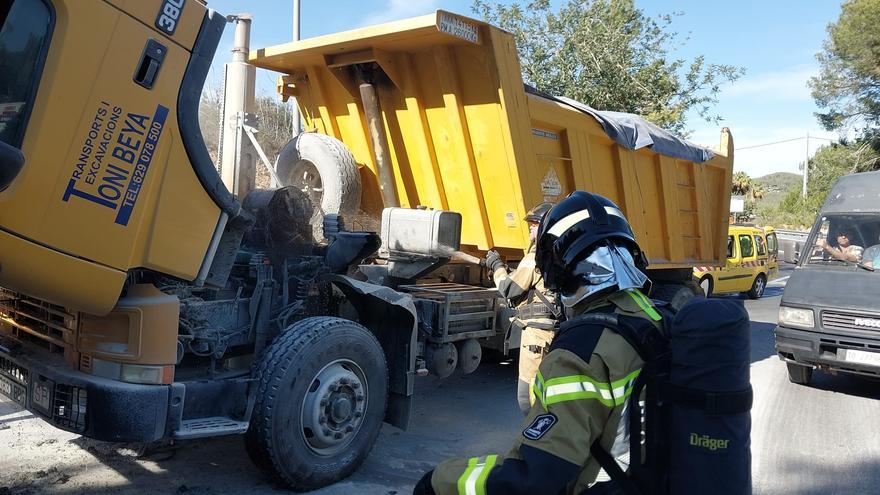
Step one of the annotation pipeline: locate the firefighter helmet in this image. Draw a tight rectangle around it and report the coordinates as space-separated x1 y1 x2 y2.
524 201 554 223
536 191 647 292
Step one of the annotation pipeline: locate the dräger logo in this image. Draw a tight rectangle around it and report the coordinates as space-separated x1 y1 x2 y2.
689 433 730 451
853 317 880 329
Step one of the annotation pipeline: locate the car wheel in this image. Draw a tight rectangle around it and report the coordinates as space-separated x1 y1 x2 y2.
786 362 813 385
245 317 387 490
747 274 766 299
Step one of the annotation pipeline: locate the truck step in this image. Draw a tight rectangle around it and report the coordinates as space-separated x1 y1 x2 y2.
173 417 249 440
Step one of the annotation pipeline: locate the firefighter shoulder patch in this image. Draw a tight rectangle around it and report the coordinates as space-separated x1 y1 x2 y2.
522 413 558 440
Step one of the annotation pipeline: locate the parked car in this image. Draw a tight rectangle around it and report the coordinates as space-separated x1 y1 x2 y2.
694 224 779 298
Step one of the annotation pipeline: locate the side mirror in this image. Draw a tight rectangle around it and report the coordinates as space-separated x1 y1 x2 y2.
0 140 25 192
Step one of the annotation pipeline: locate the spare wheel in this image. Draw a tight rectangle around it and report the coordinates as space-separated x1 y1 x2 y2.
276 133 362 237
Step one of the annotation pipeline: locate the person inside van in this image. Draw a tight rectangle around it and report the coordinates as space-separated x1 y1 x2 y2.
863 236 880 268
817 227 864 262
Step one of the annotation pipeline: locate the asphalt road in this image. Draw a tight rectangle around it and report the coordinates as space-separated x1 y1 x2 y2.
2 265 879 494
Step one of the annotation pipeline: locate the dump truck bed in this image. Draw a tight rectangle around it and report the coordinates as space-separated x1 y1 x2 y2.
250 11 733 269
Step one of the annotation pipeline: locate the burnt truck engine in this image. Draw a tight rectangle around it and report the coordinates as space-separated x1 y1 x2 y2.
153 186 380 377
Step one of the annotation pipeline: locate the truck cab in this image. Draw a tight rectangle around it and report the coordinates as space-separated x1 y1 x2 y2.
775 171 880 384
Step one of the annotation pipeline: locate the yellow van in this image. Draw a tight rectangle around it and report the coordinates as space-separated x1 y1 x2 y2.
694 225 779 298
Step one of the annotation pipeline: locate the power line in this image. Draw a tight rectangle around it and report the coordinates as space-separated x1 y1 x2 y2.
735 135 835 151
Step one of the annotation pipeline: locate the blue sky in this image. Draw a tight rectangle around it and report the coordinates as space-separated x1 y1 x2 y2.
204 0 844 177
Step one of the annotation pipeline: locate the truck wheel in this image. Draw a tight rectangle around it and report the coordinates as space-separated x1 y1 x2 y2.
786 362 813 385
746 274 766 299
245 317 387 491
276 133 362 240
699 277 713 297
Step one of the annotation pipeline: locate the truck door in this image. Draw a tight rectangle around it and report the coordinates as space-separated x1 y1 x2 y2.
715 234 739 293
0 0 223 314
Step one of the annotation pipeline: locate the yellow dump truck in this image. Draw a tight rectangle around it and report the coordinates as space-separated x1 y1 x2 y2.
251 10 733 305
0 1 731 491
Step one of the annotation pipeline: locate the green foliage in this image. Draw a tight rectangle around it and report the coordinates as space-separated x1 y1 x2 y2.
809 0 880 141
757 141 880 228
729 171 764 222
472 0 743 135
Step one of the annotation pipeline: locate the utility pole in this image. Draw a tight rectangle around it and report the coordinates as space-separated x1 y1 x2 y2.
291 0 301 137
801 132 810 198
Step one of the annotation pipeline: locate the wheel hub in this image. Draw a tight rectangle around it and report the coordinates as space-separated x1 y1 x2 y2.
301 361 368 456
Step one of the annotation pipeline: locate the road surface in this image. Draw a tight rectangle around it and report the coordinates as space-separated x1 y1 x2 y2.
2 265 879 494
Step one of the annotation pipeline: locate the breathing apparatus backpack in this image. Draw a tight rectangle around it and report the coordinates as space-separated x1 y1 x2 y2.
567 297 753 495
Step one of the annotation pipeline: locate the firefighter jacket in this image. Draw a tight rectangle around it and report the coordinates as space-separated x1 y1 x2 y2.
425 288 663 495
493 246 556 330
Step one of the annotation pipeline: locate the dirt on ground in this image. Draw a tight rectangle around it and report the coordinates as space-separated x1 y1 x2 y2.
0 360 522 495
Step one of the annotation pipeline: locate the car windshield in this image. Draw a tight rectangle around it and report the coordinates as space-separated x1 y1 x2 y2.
804 214 880 271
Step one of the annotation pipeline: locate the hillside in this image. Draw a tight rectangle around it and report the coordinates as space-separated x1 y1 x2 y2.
754 172 802 207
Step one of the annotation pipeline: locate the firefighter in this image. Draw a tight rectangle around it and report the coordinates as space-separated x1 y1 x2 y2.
414 191 662 495
484 201 556 415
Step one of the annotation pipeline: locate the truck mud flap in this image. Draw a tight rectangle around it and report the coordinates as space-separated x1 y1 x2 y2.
326 275 417 430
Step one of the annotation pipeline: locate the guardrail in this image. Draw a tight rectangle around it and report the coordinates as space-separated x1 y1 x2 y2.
775 229 810 241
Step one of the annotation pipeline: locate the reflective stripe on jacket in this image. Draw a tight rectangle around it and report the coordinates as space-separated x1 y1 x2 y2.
430 289 661 495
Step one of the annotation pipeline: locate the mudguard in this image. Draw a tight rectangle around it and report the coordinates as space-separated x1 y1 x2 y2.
326 275 417 429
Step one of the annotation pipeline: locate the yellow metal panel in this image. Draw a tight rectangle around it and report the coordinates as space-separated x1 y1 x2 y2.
0 0 220 311
142 130 221 279
658 156 686 262
250 10 734 268
105 0 205 51
0 230 125 316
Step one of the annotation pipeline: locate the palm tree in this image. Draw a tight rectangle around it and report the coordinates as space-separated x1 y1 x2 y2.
731 171 752 196
750 183 765 201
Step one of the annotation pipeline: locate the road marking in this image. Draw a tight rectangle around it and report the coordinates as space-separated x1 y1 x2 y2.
769 275 790 285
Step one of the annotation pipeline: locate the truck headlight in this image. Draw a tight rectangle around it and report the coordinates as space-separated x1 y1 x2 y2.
90 357 175 385
779 306 815 329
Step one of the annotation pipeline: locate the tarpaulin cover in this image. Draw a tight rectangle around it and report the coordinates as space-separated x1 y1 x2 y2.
668 298 752 495
525 85 715 163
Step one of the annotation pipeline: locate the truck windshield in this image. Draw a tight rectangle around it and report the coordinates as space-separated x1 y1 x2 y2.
0 0 53 147
804 214 880 271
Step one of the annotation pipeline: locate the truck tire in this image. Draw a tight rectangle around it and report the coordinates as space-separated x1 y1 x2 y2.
245 317 387 491
786 362 813 385
276 133 362 240
745 274 766 299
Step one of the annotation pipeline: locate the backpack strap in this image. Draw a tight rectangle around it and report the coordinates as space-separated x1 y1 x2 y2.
534 289 562 320
661 382 753 415
589 439 642 495
568 311 670 495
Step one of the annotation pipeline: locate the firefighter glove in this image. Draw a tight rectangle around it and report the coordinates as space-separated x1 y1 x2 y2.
485 250 504 272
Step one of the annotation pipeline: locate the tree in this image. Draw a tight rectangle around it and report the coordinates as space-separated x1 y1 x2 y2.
472 0 744 135
764 140 880 227
731 171 752 196
809 0 880 141
199 87 297 188
730 171 764 222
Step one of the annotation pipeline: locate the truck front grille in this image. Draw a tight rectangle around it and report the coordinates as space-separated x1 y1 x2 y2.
822 310 880 335
0 290 76 355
